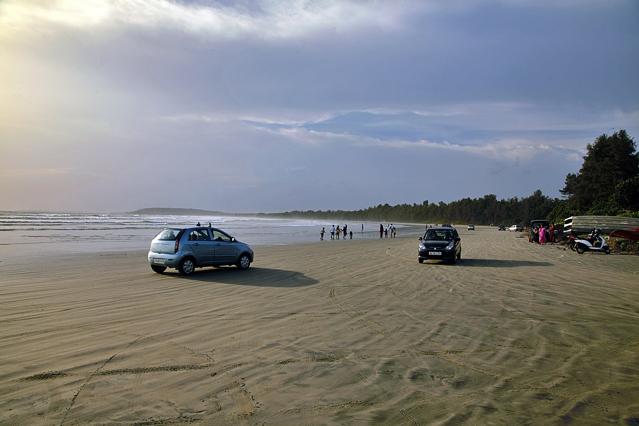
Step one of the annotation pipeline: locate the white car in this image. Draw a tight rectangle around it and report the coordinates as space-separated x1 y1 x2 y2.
508 224 523 232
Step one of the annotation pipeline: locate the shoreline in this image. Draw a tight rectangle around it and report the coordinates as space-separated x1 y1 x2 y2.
0 216 426 266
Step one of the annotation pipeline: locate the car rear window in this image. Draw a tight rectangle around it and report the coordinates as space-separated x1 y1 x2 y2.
156 229 181 241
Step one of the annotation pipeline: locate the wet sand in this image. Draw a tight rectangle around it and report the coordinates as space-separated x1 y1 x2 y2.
1 227 638 425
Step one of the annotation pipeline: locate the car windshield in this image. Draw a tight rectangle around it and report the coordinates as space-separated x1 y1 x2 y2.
156 229 181 241
424 229 454 241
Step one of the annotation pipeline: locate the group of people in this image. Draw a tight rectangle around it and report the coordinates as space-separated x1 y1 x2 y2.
379 223 397 238
530 223 556 244
319 223 399 241
321 224 360 241
320 223 397 241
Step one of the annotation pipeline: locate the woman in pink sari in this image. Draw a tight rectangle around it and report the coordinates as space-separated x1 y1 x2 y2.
539 226 546 244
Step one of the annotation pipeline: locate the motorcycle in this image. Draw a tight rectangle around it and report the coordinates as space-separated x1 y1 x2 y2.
567 234 577 251
574 229 610 254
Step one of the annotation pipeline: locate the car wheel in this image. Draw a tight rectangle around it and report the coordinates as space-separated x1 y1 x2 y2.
449 257 457 265
418 258 424 264
457 251 461 260
151 265 167 274
179 257 196 275
237 254 251 270
576 245 585 254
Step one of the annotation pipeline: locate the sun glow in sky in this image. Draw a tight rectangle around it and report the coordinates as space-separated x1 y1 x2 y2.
1 0 638 212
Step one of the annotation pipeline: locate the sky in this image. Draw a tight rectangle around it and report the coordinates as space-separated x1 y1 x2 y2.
0 0 638 213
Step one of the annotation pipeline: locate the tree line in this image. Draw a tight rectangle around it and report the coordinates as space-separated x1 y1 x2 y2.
263 130 638 225
261 191 557 226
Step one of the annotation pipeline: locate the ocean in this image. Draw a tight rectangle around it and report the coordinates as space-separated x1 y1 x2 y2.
0 212 418 259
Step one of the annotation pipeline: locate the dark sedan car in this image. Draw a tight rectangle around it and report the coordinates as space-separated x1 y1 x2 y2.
418 227 461 264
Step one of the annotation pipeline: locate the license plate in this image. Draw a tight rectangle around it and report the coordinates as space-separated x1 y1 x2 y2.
428 251 442 255
153 258 165 264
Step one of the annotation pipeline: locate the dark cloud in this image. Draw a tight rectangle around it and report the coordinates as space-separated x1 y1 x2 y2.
0 0 637 211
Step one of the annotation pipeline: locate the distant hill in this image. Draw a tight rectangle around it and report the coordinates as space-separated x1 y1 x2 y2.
129 207 227 216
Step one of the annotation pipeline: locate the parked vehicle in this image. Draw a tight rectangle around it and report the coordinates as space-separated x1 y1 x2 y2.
467 224 475 231
574 229 610 255
497 225 506 231
609 228 639 241
567 233 577 251
418 227 462 264
508 224 523 232
147 227 254 275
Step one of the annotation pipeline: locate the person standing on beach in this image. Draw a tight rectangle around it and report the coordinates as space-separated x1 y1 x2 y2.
548 223 555 243
331 225 335 240
320 227 325 241
349 230 353 240
539 226 547 245
343 224 347 238
336 225 341 240
196 221 201 226
361 224 364 234
379 224 384 238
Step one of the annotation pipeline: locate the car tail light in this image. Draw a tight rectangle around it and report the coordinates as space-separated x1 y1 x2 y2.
174 239 180 253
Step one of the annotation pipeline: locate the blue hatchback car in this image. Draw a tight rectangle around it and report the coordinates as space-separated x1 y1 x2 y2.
147 227 254 275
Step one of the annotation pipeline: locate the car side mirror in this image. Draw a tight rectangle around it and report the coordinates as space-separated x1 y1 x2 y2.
231 237 236 242
418 237 423 241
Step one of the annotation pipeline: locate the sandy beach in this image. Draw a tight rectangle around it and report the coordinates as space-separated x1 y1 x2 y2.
1 227 638 425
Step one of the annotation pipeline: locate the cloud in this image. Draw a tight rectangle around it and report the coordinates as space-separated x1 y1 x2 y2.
251 123 583 162
0 0 414 40
0 168 73 178
1 1 637 212
170 105 639 141
160 113 234 124
403 138 577 161
234 107 611 161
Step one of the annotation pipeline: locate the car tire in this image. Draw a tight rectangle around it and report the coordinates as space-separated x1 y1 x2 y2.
457 251 461 260
449 257 457 265
178 257 196 275
151 265 167 274
418 258 424 264
237 253 251 270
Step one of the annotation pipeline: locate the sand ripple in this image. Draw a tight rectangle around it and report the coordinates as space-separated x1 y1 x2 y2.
1 227 638 424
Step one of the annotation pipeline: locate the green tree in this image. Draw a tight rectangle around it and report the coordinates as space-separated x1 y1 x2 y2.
561 130 638 214
612 176 639 211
